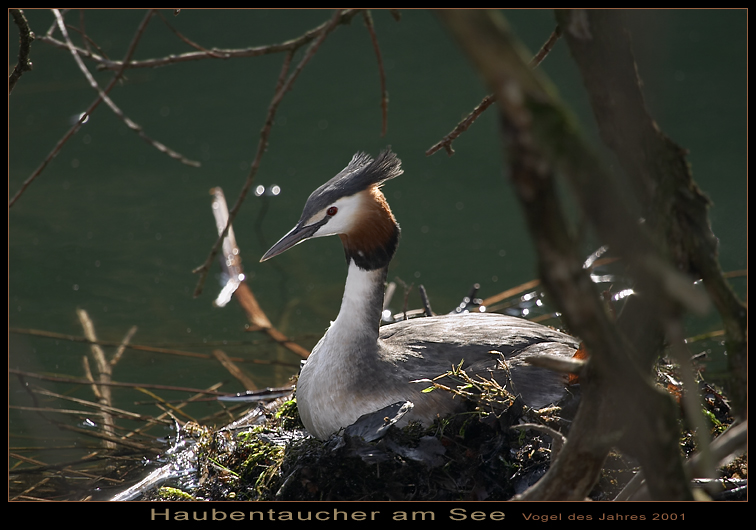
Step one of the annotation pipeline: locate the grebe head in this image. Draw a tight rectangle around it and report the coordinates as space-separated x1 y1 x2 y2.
260 150 403 270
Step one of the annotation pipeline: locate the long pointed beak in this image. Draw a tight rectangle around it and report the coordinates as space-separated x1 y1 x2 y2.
259 221 323 262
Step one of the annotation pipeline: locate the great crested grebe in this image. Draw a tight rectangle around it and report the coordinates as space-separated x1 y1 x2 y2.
261 149 579 440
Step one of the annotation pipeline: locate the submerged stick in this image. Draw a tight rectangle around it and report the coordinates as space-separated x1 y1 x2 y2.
208 186 310 360
77 308 116 450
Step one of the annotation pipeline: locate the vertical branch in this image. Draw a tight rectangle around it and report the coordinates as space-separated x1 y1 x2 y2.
9 9 35 95
77 309 116 450
362 10 389 136
555 9 747 416
208 187 311 359
438 9 697 501
192 9 345 297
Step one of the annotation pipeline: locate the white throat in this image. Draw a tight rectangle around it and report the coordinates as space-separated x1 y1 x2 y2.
295 260 388 439
326 260 385 347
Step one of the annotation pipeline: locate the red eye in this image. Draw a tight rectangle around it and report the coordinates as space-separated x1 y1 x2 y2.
327 206 338 216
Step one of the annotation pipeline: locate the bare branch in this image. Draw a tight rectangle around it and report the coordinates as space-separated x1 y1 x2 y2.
156 9 230 58
10 326 299 367
426 24 562 157
208 187 311 359
10 367 231 396
212 349 258 390
529 24 562 68
10 10 196 208
52 9 200 167
36 9 362 71
438 8 699 501
426 94 496 156
555 8 747 415
192 9 346 297
77 308 116 449
362 10 390 136
111 325 138 367
9 9 35 95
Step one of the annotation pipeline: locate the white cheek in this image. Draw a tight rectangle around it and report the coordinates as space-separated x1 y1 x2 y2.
311 195 363 237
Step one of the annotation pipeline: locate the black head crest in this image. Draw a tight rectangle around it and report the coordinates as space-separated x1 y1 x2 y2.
299 149 403 222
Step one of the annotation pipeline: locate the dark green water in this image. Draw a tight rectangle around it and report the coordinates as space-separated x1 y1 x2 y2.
9 9 746 493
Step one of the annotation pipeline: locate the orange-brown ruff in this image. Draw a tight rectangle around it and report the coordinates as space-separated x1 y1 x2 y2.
338 186 397 264
261 149 579 440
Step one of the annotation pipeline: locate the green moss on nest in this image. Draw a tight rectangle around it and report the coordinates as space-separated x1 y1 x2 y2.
144 369 578 501
154 486 196 501
134 359 739 501
274 398 305 431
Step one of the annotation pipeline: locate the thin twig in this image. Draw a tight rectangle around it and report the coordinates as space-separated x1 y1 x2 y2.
213 349 258 390
37 9 362 71
111 325 138 367
124 382 226 440
477 278 541 308
82 357 100 400
138 388 199 423
418 284 434 316
664 317 715 481
77 308 116 449
77 309 112 402
78 9 91 55
10 9 165 208
156 10 229 58
426 25 562 157
57 423 156 452
10 326 299 368
44 9 67 38
9 452 127 479
511 423 567 460
362 10 389 136
529 25 562 68
9 9 35 95
56 9 200 167
51 14 112 61
10 368 230 396
426 95 497 156
9 477 51 501
209 186 311 359
192 9 345 297
28 387 172 425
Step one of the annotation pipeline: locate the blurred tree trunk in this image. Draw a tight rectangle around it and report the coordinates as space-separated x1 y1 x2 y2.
438 9 746 501
553 9 747 417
